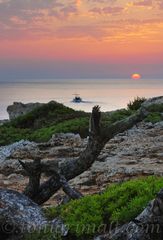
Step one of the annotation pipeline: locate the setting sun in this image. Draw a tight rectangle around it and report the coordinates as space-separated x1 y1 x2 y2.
132 73 141 80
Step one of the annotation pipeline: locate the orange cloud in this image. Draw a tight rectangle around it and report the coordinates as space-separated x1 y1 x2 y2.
133 0 153 7
0 0 162 67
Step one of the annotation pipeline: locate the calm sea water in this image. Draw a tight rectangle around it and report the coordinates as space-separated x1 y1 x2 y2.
0 79 163 120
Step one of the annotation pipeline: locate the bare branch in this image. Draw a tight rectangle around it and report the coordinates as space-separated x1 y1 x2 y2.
20 158 42 199
59 175 83 200
24 105 150 204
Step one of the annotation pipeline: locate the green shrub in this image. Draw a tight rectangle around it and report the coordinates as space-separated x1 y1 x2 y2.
0 125 31 145
101 109 134 127
146 103 163 113
29 117 89 142
11 101 88 129
45 176 163 239
61 194 102 238
0 102 90 146
127 97 146 111
142 103 163 123
1 99 162 146
100 176 158 223
145 112 162 123
0 117 89 145
43 206 62 221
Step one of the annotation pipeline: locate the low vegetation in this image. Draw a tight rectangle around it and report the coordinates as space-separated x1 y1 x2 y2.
42 176 163 239
144 103 163 123
29 117 89 142
11 101 87 129
145 112 162 123
127 96 146 111
0 102 134 145
0 102 89 145
0 98 162 146
2 98 163 240
101 108 134 127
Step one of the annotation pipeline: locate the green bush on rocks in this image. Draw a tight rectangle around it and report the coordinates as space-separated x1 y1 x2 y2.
44 176 163 239
127 97 146 111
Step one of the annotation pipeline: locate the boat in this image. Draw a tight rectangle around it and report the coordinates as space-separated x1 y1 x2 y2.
72 94 82 103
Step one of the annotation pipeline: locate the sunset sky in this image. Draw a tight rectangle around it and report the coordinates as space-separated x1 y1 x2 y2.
0 0 163 80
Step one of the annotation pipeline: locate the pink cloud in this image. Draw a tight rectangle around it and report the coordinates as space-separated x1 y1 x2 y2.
158 0 163 9
133 0 153 7
90 6 124 15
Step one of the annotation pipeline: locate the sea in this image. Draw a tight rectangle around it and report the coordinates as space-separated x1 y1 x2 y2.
0 79 163 120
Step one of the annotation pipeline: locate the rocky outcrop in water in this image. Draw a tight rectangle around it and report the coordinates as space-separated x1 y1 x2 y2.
7 102 43 120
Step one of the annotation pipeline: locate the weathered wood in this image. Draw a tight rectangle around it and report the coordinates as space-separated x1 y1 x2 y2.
19 158 41 199
24 106 149 204
59 175 83 199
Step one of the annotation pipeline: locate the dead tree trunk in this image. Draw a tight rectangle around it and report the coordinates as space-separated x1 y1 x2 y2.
22 106 149 205
59 175 83 199
19 158 41 199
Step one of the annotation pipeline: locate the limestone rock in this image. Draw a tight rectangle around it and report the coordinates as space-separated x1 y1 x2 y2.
0 188 68 239
7 102 43 120
0 119 163 197
0 188 46 238
49 133 83 147
142 95 163 108
0 140 38 164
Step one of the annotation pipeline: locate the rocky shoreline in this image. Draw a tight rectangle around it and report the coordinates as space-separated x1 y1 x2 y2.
0 120 163 205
